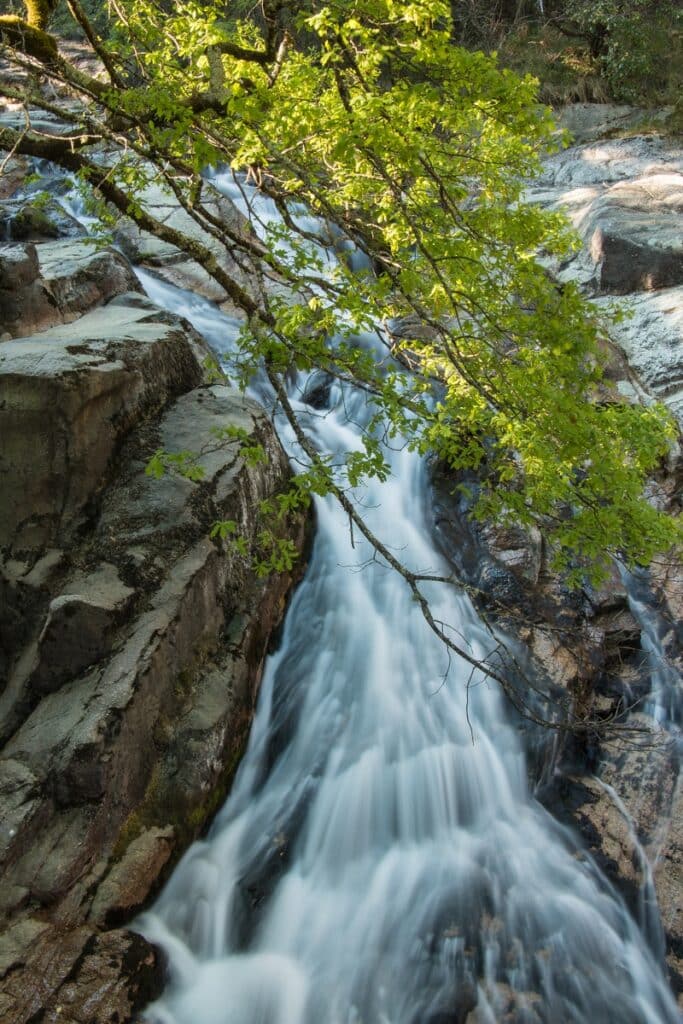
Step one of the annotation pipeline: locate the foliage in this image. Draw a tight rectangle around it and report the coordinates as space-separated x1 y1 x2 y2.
568 0 682 104
492 0 683 106
0 1 680 586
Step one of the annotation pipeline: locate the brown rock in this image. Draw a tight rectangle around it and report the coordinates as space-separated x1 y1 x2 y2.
0 155 29 200
654 780 683 1002
567 774 644 894
0 240 141 339
0 243 57 339
0 925 163 1024
89 827 175 927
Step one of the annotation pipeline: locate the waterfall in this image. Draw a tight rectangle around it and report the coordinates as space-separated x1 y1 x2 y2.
132 177 679 1024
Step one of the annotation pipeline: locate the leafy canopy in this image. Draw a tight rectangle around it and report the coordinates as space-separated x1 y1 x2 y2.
1 0 680 588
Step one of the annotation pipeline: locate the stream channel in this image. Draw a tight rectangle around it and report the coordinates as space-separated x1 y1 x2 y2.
105 174 680 1024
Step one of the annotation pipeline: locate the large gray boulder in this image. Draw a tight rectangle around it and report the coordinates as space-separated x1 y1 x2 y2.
0 294 210 556
527 133 683 429
594 286 683 426
0 244 53 337
579 173 683 294
0 240 141 338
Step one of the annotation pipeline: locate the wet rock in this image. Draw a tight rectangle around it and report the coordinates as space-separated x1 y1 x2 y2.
43 929 165 1024
540 710 682 1005
302 370 334 409
0 196 85 242
0 925 94 1024
89 827 176 927
654 780 683 999
480 522 542 586
114 177 258 304
466 982 543 1024
567 775 643 895
0 925 164 1024
0 343 308 1021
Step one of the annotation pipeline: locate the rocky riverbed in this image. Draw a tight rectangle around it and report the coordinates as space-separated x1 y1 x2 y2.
0 93 681 1020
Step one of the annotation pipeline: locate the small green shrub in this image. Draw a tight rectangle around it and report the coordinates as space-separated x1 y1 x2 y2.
572 0 683 103
498 1 683 107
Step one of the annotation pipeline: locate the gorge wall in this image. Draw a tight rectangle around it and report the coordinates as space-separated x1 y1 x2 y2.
0 172 309 1020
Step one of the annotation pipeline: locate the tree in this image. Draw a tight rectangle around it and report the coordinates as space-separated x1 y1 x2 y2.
1 0 680 728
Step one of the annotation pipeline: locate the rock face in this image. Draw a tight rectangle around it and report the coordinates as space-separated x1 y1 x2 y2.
435 474 683 1005
526 130 683 429
0 240 141 338
436 112 683 1009
0 294 207 554
0 282 308 1020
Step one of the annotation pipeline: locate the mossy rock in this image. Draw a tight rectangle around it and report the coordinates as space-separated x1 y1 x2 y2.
1 199 85 242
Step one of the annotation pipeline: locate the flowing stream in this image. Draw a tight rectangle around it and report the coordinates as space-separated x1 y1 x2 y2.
129 178 680 1024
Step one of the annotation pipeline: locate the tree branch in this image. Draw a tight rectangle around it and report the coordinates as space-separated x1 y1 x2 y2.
0 16 58 62
64 0 124 88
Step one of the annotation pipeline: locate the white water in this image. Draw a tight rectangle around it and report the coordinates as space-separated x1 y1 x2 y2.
132 178 680 1023
622 567 683 729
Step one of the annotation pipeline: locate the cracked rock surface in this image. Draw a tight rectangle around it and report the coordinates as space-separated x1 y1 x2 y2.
0 262 308 1020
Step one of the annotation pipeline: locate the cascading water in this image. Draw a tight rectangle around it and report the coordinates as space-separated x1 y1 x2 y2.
131 177 680 1024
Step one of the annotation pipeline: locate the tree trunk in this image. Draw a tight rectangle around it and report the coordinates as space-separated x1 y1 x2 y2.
23 0 58 31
